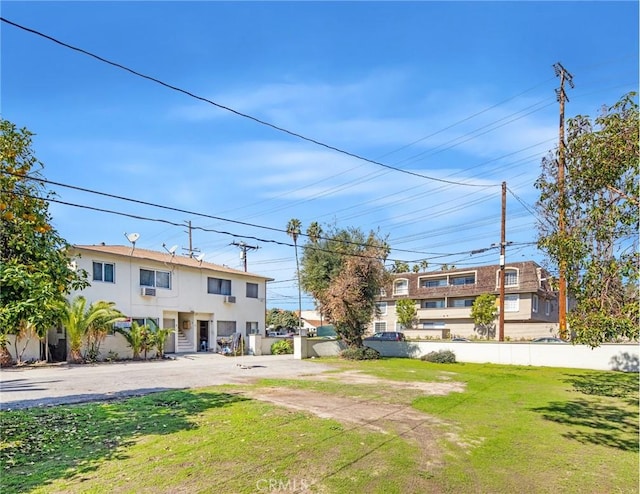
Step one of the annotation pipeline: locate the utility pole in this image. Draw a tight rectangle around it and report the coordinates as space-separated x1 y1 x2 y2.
498 181 506 342
182 220 201 258
553 62 574 340
231 241 260 272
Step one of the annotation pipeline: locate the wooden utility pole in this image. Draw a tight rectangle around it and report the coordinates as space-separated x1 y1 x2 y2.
553 62 574 340
498 181 506 341
231 241 260 272
182 220 201 258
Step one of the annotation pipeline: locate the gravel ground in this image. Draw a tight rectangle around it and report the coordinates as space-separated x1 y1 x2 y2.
0 353 335 410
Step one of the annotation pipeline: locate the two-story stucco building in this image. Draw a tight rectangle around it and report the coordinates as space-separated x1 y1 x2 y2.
46 244 272 360
371 261 559 340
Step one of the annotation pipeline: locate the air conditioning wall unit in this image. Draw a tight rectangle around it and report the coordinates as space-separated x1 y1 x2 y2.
224 295 236 303
141 287 156 297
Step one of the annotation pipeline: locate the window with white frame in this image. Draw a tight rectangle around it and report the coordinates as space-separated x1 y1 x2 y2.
505 269 519 286
246 321 259 335
376 302 387 315
246 282 259 298
140 268 171 289
420 321 445 329
208 277 232 295
217 320 236 337
93 261 115 283
394 279 409 295
505 294 519 312
532 294 539 313
450 274 476 286
422 299 445 309
545 300 551 316
379 287 387 297
132 317 159 328
449 298 475 308
421 277 447 288
374 321 387 332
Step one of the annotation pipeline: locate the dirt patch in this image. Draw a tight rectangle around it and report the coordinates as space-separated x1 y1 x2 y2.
242 370 468 487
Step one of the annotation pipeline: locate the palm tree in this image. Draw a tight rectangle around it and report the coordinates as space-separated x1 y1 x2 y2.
60 296 125 363
306 221 323 244
287 218 303 332
145 319 174 359
114 321 148 360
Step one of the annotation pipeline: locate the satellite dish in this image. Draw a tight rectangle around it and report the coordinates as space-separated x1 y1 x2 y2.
125 232 140 244
169 245 178 255
195 253 205 262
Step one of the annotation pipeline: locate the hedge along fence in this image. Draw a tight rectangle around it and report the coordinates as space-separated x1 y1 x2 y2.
300 338 639 372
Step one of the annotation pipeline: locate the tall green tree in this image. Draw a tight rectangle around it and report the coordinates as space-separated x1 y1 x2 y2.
535 93 639 347
390 260 410 273
0 119 88 355
395 298 417 330
470 293 497 339
286 218 303 330
306 221 323 244
60 296 124 363
266 308 299 331
300 225 390 347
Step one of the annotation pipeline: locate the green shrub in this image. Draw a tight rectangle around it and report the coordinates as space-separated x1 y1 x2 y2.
271 339 293 355
421 349 456 363
340 346 381 360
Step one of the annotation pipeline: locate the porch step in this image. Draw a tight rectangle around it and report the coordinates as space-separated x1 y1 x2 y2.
177 330 192 352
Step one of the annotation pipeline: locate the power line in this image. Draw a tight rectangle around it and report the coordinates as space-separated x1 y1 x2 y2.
1 16 497 188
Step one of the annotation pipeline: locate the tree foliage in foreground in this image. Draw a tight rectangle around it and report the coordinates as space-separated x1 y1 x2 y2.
266 308 299 330
395 298 417 330
300 225 390 347
0 119 88 351
535 93 639 346
470 293 497 339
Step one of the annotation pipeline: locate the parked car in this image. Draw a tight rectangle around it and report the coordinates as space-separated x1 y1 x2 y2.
451 337 471 342
364 332 406 341
532 337 567 343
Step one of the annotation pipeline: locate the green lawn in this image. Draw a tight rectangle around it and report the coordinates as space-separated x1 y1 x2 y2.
1 359 638 493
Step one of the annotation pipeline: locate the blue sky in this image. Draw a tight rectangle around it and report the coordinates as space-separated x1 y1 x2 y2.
2 1 638 310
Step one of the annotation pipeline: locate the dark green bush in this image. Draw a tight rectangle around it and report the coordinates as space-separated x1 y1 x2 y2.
340 346 381 360
421 349 456 363
271 339 293 355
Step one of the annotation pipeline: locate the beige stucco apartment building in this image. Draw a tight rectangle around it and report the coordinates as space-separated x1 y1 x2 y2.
371 261 559 340
45 244 272 360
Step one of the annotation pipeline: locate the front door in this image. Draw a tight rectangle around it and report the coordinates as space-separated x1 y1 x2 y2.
198 320 209 351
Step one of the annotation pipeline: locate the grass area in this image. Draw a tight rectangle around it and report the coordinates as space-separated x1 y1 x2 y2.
1 359 638 493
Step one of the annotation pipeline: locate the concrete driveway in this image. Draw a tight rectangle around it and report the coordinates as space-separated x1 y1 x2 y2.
0 353 335 410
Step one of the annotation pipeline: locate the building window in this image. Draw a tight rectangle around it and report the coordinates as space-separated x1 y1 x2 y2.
505 269 518 286
394 279 409 295
379 288 387 297
246 321 259 335
420 321 445 329
376 302 387 315
131 317 159 328
246 282 259 298
421 278 447 288
208 277 232 295
93 261 115 283
532 295 539 313
217 320 236 337
545 300 551 316
449 298 475 308
374 321 387 332
422 299 445 309
505 294 519 312
140 269 171 289
450 275 475 286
